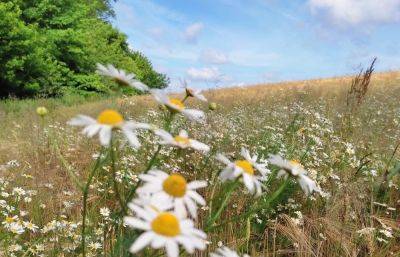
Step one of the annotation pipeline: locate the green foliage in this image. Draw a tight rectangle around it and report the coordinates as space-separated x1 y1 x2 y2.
388 161 400 180
130 51 169 89
0 0 168 98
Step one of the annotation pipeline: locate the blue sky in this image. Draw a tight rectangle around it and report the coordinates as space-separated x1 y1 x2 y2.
112 0 400 90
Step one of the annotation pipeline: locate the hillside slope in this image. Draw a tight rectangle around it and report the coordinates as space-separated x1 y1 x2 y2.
0 71 399 256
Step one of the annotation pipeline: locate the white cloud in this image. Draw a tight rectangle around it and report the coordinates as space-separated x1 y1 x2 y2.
309 0 400 26
184 22 204 43
200 49 229 64
186 66 223 82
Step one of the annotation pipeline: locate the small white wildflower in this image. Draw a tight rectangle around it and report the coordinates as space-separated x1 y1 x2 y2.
377 237 388 243
88 242 102 250
357 227 375 236
268 155 321 196
12 187 26 196
9 244 22 252
9 222 25 234
216 148 270 196
151 89 205 122
23 221 39 232
96 63 149 91
100 207 111 218
68 109 152 148
379 229 393 238
155 129 210 153
36 244 45 252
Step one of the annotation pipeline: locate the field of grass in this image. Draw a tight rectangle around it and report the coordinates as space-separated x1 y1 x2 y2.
0 71 400 257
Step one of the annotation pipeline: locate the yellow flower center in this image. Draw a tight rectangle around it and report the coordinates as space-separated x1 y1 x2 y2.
235 160 254 175
290 160 301 166
169 98 185 110
174 136 190 145
151 213 181 237
162 174 187 197
97 110 124 126
5 217 15 223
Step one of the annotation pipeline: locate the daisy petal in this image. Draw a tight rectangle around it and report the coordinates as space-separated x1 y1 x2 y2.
123 217 150 230
129 231 153 253
188 180 207 189
99 126 112 146
166 240 179 257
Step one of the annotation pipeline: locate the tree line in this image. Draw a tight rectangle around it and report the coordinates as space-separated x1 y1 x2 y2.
0 0 168 98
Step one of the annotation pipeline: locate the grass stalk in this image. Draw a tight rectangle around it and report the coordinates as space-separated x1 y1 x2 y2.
81 148 105 257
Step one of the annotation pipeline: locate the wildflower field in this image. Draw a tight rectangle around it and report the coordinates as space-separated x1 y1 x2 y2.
0 69 399 257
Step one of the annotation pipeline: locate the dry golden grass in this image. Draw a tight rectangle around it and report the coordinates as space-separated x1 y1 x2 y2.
0 71 400 256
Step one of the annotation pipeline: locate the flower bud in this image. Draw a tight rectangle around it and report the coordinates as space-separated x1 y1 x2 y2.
36 107 48 117
209 102 217 111
185 88 194 98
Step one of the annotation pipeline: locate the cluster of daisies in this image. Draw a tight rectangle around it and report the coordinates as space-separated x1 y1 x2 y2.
67 64 322 257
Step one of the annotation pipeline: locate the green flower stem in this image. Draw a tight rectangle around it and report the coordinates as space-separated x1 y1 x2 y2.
207 168 220 220
123 111 175 210
209 179 289 231
123 145 162 211
81 148 105 257
246 179 289 217
182 95 189 102
110 138 127 214
205 180 239 231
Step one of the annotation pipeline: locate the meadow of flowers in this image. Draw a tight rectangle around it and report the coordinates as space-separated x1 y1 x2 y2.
0 67 399 257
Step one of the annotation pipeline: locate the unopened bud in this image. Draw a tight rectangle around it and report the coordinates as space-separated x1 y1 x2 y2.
209 102 217 111
185 88 194 97
36 107 48 117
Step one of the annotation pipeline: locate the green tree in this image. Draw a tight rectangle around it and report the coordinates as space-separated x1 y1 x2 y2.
0 0 168 98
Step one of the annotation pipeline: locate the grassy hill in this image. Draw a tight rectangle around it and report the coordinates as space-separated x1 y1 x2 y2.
0 71 399 256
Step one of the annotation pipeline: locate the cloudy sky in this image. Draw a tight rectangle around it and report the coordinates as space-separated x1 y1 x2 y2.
113 0 400 90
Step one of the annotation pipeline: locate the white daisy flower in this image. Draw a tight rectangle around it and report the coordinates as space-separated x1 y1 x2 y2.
185 88 207 102
88 242 102 250
9 222 25 234
2 215 19 228
268 154 321 196
151 89 205 122
124 203 207 257
211 246 250 257
137 170 207 218
155 129 210 153
8 244 23 252
216 148 270 196
68 109 151 148
23 221 39 232
99 207 110 218
96 63 149 92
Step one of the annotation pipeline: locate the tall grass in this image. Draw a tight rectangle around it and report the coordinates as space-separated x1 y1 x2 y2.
0 71 399 256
